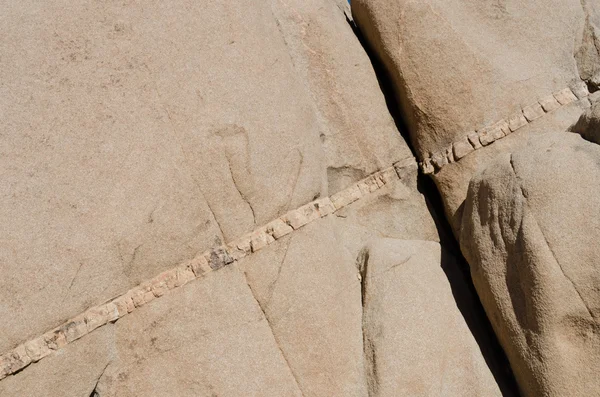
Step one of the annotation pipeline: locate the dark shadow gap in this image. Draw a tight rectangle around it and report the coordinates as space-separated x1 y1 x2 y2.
345 9 521 397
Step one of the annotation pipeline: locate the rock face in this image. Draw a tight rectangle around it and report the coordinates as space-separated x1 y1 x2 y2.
352 1 600 396
461 132 600 397
352 0 598 230
571 100 600 144
0 0 514 396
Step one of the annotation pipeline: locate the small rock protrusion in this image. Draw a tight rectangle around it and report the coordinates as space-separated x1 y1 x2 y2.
539 94 561 112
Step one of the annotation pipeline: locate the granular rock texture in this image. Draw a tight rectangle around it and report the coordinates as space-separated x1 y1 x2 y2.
0 0 514 396
3 0 598 396
461 133 600 396
352 0 600 396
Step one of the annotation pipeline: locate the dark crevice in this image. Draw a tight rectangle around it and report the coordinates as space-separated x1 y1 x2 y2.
344 13 415 160
88 362 110 397
345 8 521 397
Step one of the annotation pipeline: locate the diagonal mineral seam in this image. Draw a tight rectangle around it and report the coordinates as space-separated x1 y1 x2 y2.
0 159 413 381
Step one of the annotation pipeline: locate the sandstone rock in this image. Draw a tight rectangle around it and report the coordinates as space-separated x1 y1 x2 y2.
94 267 304 397
352 0 596 232
461 132 600 396
359 239 507 397
0 327 114 397
571 100 600 145
523 103 545 122
453 138 475 160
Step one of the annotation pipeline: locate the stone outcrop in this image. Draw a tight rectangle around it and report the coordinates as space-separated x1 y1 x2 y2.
352 0 598 231
571 100 600 144
352 1 600 396
461 132 600 396
0 0 515 396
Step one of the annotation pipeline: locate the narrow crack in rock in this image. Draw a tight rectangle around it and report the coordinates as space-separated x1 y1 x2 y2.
239 268 306 397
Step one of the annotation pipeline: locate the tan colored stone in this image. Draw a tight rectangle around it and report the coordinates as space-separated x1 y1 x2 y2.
380 166 399 184
571 101 600 145
174 264 197 286
493 119 511 136
0 355 8 381
112 296 130 318
250 229 275 252
478 128 495 146
431 151 448 170
43 329 67 351
508 112 528 131
421 158 435 174
314 197 336 217
0 327 114 396
142 290 156 304
187 254 211 278
331 185 362 209
522 103 545 121
24 336 51 363
4 345 31 376
283 202 321 230
539 94 561 112
461 133 600 397
453 138 474 160
265 219 294 240
467 132 483 149
62 316 88 343
357 175 380 195
131 288 146 308
84 306 109 333
446 146 455 163
105 303 120 323
570 81 590 99
228 233 253 261
553 87 578 105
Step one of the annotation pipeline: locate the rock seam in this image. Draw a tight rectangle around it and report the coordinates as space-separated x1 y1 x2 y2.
0 158 416 381
420 82 594 174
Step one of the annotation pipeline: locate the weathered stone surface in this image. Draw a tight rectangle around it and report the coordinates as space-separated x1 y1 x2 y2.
352 0 596 234
539 94 561 112
359 239 508 397
553 88 578 105
239 166 516 397
523 103 545 122
93 267 304 397
352 0 588 160
453 139 475 160
508 113 528 132
461 132 600 396
0 327 114 397
571 100 600 145
0 0 329 352
468 132 483 149
0 0 532 395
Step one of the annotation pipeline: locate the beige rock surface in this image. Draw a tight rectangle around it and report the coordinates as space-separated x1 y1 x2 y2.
0 0 408 355
571 100 600 144
359 239 509 397
461 132 600 396
0 0 524 395
351 0 598 231
0 164 516 396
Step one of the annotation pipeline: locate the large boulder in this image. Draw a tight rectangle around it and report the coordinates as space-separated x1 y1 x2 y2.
0 0 513 395
352 0 598 231
461 132 600 396
0 0 408 354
